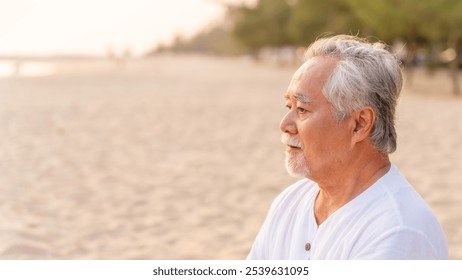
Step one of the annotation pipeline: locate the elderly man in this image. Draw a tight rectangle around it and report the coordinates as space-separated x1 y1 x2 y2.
247 35 447 259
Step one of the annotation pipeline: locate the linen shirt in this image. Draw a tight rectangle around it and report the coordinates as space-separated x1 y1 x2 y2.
247 164 448 259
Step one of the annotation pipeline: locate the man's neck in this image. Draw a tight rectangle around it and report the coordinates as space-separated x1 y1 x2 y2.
314 155 391 226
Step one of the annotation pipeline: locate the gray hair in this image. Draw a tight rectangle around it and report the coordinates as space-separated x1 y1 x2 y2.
304 35 403 154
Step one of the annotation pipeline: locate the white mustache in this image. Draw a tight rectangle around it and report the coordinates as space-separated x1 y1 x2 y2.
281 134 303 148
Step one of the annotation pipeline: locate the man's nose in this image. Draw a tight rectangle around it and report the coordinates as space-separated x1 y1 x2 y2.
279 110 297 134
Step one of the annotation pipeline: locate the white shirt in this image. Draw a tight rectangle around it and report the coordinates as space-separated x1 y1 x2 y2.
247 164 448 259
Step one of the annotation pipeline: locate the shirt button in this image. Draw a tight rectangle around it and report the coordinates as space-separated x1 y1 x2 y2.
305 243 311 251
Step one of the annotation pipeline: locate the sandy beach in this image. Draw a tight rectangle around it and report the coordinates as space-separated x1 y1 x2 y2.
0 55 461 259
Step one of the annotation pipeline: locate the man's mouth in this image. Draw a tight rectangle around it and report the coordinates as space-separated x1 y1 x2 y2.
287 145 302 150
281 134 303 150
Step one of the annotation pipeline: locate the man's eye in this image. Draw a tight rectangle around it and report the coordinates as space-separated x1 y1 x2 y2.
297 107 307 114
286 104 292 110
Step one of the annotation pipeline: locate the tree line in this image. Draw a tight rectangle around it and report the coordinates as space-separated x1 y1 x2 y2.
153 0 461 95
232 0 461 95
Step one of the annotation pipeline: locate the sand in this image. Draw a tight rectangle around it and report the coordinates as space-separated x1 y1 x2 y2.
0 55 460 259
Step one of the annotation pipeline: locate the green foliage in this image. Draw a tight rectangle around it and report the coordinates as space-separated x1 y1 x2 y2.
417 0 462 42
232 0 293 50
346 0 428 43
288 0 363 45
230 0 462 47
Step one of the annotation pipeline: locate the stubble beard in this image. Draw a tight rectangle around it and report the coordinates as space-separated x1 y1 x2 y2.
285 150 309 178
281 133 309 178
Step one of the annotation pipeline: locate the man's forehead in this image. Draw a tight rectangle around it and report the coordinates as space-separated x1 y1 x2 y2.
285 56 338 102
292 58 319 80
285 58 319 102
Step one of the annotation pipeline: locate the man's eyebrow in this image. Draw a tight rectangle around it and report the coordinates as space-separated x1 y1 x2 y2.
284 92 311 104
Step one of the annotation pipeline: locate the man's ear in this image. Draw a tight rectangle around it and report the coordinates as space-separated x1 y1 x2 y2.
352 107 375 143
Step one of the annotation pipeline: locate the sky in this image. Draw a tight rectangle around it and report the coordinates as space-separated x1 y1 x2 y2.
0 0 250 57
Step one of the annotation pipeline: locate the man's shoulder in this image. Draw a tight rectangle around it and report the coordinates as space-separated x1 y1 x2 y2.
377 165 436 220
356 165 446 247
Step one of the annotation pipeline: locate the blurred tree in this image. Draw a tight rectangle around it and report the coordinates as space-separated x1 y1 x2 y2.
288 0 363 46
346 0 422 42
346 0 424 87
232 0 293 56
347 0 461 95
419 0 462 96
346 0 427 76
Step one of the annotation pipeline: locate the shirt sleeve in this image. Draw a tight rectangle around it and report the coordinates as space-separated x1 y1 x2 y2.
246 187 291 260
246 203 276 260
246 235 263 260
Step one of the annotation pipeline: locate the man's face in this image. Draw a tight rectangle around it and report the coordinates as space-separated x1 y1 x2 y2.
280 56 354 181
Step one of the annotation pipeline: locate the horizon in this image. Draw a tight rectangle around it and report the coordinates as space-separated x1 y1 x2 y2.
0 0 255 58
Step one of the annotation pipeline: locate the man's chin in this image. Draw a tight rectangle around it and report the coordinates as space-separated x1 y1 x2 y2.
284 158 308 179
286 169 306 179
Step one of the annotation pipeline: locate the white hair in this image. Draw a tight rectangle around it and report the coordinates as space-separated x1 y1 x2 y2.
304 35 403 154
